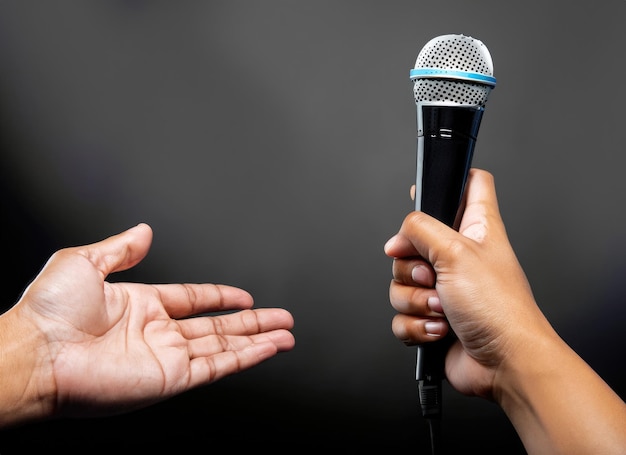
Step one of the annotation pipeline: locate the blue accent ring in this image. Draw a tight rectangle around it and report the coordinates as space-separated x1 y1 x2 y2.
409 68 496 87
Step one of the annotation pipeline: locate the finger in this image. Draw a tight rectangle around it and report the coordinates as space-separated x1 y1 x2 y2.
384 231 422 259
74 223 154 277
187 329 295 359
178 308 294 339
391 313 449 345
410 184 416 201
389 280 443 316
150 283 255 319
187 338 293 386
384 211 449 262
386 169 502 261
392 258 435 287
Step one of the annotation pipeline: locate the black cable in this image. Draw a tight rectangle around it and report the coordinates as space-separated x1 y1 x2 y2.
427 412 442 455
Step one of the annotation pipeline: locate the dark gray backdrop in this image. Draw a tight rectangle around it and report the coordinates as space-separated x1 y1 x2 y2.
2 2 625 453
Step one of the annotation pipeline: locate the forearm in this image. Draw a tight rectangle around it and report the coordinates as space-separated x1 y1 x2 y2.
497 329 626 455
0 307 55 428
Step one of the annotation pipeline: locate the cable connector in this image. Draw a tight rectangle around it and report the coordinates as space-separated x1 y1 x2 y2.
418 377 443 455
416 341 450 454
418 377 442 418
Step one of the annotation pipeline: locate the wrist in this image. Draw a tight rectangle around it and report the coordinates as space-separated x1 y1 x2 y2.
0 305 56 428
493 318 626 454
492 322 568 451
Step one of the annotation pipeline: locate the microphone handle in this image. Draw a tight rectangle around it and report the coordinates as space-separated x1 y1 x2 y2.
414 104 484 230
414 104 484 415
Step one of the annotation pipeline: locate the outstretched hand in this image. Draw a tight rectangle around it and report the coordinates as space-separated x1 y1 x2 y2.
1 223 295 426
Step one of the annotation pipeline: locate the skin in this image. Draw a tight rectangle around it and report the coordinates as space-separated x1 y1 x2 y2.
385 169 626 455
0 223 295 428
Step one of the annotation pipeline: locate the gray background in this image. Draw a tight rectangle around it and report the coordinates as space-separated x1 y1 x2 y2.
1 2 625 453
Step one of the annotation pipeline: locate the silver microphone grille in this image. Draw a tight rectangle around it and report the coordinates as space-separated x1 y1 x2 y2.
411 34 495 106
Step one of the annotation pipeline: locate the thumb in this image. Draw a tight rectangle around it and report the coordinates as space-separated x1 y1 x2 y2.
457 169 502 242
75 223 154 276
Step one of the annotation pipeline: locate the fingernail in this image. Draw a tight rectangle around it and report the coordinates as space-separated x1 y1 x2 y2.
425 321 445 337
411 265 429 284
427 296 444 315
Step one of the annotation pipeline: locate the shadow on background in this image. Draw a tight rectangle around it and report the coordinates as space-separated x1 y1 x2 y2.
1 2 624 453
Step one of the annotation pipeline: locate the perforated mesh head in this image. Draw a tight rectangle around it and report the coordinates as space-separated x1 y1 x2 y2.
412 34 494 106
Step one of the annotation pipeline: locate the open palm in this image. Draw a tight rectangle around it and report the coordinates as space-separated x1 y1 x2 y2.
12 223 295 418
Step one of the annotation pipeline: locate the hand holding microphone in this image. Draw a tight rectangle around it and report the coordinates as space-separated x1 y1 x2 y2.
386 34 626 455
386 138 626 455
386 169 528 398
385 35 496 453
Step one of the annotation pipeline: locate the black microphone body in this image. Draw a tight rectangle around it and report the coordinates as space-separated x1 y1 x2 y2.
416 104 484 229
414 104 484 418
409 34 496 421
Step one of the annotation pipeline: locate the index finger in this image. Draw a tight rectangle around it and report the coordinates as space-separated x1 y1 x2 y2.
145 283 254 319
384 168 500 262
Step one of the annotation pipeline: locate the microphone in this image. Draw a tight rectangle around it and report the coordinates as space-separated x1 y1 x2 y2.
409 34 496 423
